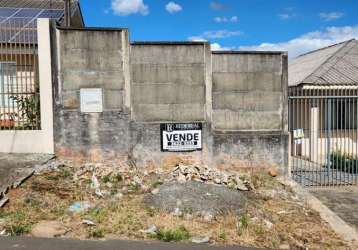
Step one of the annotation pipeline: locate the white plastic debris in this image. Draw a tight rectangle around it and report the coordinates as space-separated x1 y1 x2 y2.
173 207 183 217
140 225 157 234
264 219 274 229
91 174 103 198
82 220 96 226
191 236 210 244
91 174 100 190
0 229 9 236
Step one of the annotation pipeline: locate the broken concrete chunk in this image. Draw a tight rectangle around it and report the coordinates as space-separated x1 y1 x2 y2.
133 176 142 186
264 219 274 229
12 169 34 188
191 236 210 244
0 196 9 208
177 173 187 183
269 169 278 177
171 164 252 192
151 188 159 195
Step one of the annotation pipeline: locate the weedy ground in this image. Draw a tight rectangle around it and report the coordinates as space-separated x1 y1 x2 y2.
0 161 352 250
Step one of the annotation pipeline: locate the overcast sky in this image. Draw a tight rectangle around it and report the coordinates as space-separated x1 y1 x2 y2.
80 0 358 58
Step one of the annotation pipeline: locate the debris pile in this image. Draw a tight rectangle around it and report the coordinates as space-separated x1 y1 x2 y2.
170 164 252 191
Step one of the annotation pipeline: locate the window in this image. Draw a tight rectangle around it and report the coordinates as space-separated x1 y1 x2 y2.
330 99 357 130
0 62 16 108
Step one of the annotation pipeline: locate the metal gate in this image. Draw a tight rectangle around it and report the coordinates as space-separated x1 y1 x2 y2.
289 86 358 186
0 12 40 131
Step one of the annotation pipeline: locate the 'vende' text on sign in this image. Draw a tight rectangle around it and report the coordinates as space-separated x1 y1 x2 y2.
161 123 202 152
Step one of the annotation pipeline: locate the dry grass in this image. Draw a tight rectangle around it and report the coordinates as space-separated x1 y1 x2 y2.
0 163 352 249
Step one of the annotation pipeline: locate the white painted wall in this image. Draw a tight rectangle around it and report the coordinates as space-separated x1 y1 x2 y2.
0 19 54 154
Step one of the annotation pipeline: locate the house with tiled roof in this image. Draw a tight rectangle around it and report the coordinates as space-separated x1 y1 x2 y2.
0 0 84 129
288 39 358 182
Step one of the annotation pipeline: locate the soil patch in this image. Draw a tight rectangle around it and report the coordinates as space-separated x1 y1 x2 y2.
144 181 251 216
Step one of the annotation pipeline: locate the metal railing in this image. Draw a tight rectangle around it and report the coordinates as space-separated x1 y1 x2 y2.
0 17 40 130
289 86 358 186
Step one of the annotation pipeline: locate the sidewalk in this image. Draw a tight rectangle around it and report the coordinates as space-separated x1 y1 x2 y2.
0 237 261 250
0 153 53 198
310 186 358 231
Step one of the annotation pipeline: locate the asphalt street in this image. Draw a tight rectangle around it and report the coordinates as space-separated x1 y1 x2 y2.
0 237 262 250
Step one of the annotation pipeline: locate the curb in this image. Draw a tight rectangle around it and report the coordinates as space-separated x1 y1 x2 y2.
278 177 358 247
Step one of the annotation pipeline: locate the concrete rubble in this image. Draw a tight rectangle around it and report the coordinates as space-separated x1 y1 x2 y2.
66 161 254 197
170 164 253 191
0 195 9 208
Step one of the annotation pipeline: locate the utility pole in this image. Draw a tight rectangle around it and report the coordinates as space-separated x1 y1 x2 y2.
64 0 71 27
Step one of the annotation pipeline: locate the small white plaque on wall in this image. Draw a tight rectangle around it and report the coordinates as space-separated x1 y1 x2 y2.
80 88 103 113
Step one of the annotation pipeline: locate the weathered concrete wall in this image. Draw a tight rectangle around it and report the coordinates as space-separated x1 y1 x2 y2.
211 51 288 169
130 42 211 122
212 51 287 131
52 27 288 170
53 27 131 159
56 27 130 112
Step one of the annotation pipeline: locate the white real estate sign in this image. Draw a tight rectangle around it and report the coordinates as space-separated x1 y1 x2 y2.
161 123 202 152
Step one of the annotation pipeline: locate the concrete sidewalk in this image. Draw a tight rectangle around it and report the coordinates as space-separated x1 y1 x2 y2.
310 187 358 231
0 237 261 250
0 153 53 197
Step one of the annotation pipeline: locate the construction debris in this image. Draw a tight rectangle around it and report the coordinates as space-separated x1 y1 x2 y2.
268 169 278 177
12 169 35 188
170 164 252 191
191 236 210 244
82 220 96 226
0 229 9 237
0 196 9 208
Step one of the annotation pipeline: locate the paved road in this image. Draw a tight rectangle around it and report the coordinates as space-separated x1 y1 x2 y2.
0 237 261 250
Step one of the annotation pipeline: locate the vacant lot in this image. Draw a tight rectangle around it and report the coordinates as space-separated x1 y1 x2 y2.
0 159 352 250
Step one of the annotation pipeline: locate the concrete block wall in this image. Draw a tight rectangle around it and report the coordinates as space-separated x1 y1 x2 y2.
130 42 211 122
52 27 288 170
212 51 287 131
211 51 288 169
53 27 131 159
56 27 130 112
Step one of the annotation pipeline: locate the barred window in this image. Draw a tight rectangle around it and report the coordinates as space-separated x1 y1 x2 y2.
0 62 17 108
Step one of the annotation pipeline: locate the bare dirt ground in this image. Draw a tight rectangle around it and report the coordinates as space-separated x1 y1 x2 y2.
0 158 352 250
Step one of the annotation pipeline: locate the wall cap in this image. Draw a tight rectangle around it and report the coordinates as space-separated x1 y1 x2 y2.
131 41 209 46
212 50 286 55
